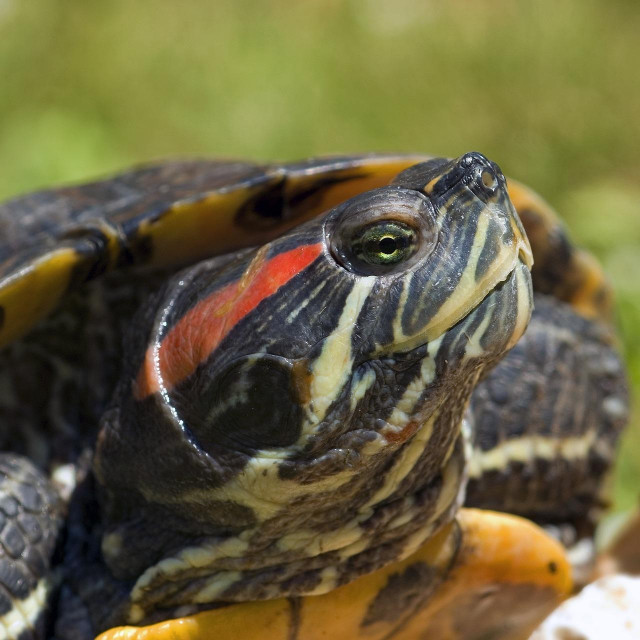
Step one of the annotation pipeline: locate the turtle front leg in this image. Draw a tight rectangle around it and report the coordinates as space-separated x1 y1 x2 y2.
0 453 63 640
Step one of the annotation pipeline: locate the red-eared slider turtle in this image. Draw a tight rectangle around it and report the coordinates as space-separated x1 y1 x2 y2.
0 153 628 640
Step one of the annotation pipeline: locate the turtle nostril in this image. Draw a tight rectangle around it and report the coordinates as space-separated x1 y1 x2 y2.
481 169 498 190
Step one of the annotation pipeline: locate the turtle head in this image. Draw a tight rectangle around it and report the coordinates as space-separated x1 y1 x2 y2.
93 152 533 624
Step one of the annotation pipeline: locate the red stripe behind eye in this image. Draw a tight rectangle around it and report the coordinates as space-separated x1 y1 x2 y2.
134 243 323 399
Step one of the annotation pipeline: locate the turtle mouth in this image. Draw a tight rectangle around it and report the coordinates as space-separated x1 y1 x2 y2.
442 255 533 356
426 242 532 342
466 254 532 342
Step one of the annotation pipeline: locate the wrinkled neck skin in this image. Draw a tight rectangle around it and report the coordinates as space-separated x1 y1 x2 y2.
103 356 472 627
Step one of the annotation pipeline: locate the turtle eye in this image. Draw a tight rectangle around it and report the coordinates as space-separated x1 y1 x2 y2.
353 221 418 266
329 187 436 275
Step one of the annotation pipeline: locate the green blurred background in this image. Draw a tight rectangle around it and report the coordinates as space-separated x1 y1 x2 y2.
0 0 638 508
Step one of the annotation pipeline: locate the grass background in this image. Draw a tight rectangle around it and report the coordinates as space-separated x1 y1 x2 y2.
0 0 638 509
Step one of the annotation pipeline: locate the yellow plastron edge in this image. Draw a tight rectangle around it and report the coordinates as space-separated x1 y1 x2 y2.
96 509 571 640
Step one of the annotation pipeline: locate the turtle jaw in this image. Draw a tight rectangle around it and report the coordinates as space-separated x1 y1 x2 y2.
389 255 533 362
504 258 535 350
453 256 533 358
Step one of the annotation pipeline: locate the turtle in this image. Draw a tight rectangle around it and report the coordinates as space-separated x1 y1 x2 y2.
0 152 628 640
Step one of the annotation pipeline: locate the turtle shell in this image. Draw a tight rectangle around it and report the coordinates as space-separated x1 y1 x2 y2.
0 154 625 640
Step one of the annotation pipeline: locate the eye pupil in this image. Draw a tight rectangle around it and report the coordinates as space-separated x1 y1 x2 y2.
378 236 398 255
352 221 418 268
